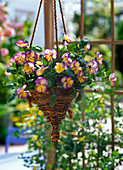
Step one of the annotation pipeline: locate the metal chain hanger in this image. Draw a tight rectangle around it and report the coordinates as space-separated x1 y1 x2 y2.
30 0 67 62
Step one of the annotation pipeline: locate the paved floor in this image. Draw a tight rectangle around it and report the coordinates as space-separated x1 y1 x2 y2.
0 144 32 170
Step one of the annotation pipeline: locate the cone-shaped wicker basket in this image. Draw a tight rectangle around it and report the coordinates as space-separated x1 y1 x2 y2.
27 87 75 145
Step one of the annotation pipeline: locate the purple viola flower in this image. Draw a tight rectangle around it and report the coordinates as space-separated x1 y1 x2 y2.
62 53 72 65
13 52 25 64
97 52 103 65
77 71 86 84
16 40 28 48
86 60 98 74
61 76 74 89
70 60 82 74
25 50 38 63
109 73 117 86
44 49 57 62
63 33 72 46
16 85 29 99
35 77 48 93
23 62 34 75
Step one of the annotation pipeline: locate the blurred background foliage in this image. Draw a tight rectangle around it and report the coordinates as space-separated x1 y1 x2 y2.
72 0 123 89
0 2 32 144
0 0 123 169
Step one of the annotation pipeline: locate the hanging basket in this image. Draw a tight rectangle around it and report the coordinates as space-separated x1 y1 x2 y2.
26 0 76 145
27 87 76 145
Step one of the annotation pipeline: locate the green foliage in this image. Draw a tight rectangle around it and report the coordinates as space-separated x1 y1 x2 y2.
49 94 57 108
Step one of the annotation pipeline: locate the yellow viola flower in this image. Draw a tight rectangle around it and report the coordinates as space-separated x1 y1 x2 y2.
100 95 105 103
38 110 43 117
78 136 86 142
30 106 38 115
115 127 119 133
32 135 38 142
97 124 104 129
16 102 29 112
55 62 66 74
12 116 20 122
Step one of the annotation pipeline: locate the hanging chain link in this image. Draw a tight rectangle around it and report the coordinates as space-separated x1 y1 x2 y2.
58 0 67 34
30 0 44 47
54 0 59 61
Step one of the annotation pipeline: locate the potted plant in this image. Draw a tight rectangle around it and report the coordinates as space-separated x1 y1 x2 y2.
6 35 117 145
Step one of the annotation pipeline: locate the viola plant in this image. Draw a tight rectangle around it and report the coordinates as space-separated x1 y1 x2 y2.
7 35 116 106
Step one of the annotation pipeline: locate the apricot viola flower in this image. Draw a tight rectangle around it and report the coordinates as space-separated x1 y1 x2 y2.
70 61 82 74
16 40 28 48
25 50 38 63
86 61 98 74
61 76 74 89
97 52 103 65
109 73 117 86
63 33 72 46
83 43 90 53
36 65 49 76
62 53 72 64
13 52 25 64
44 49 57 62
23 62 34 75
16 85 29 99
35 77 48 93
77 71 86 84
55 62 67 74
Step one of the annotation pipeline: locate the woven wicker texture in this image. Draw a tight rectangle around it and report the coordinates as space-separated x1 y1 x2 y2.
27 87 75 145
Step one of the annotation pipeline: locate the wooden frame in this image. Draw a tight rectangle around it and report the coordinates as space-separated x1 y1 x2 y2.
44 0 123 169
80 0 123 169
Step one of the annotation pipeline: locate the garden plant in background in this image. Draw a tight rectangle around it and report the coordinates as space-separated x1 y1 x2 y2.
15 93 122 169
0 2 32 144
72 0 123 89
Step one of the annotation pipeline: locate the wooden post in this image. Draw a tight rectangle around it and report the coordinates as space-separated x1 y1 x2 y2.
111 1 115 169
44 0 56 169
44 0 54 49
80 0 84 39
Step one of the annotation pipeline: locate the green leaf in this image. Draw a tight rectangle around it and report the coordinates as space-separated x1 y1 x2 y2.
75 91 83 102
47 164 52 169
70 89 77 98
67 43 76 52
42 58 47 66
7 83 14 89
48 80 52 88
27 79 34 83
31 46 43 53
49 94 57 108
79 38 89 49
8 93 16 103
7 68 17 75
86 52 95 58
76 82 86 90
65 69 75 77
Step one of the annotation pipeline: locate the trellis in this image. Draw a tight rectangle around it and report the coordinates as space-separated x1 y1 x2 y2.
44 0 123 169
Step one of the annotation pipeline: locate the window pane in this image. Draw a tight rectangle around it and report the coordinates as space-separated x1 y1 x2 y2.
58 0 81 41
115 45 123 89
84 0 111 41
115 0 123 40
